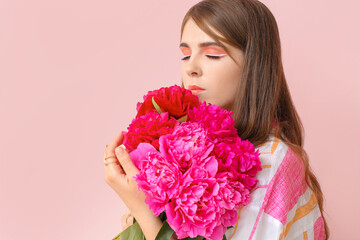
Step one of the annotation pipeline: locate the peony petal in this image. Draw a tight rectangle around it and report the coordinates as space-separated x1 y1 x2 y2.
129 142 157 169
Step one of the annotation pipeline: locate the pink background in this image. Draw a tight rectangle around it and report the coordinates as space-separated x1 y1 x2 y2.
0 0 359 239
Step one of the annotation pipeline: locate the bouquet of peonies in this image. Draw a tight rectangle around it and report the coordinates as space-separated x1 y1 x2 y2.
112 85 262 240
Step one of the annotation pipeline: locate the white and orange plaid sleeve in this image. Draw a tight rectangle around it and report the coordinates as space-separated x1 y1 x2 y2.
225 129 326 240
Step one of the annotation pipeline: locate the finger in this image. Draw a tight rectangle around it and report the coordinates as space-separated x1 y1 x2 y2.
105 161 126 188
106 162 126 181
103 149 122 170
126 214 134 228
115 145 139 178
121 212 132 228
104 156 125 175
105 132 125 157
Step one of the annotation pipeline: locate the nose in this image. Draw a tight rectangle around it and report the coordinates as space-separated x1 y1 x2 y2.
185 54 202 77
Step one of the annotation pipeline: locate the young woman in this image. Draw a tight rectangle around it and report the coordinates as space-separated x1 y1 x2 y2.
103 0 329 239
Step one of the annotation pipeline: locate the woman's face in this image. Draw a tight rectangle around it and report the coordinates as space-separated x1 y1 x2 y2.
180 18 245 111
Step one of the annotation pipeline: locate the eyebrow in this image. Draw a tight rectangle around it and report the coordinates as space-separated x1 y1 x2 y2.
179 41 224 49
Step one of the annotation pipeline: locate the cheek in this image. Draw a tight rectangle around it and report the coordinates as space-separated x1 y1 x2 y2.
210 64 240 90
181 67 188 88
181 75 187 88
209 65 240 104
182 79 189 89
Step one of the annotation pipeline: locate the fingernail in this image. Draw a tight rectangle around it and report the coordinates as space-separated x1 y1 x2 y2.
116 146 125 155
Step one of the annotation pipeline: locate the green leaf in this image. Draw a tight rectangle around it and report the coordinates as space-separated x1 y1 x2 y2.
112 232 121 240
223 234 227 240
112 222 144 240
152 97 163 114
155 221 174 240
177 115 187 123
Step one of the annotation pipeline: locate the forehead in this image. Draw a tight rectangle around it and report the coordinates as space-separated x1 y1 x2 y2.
180 18 236 52
181 18 225 46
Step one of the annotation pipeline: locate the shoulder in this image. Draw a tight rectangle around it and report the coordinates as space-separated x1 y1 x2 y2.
255 133 309 223
253 129 309 214
224 129 325 239
252 129 297 191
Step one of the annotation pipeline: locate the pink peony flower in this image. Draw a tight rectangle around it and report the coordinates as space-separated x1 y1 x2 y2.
210 136 262 190
165 165 222 239
123 111 179 151
159 122 215 172
131 143 181 216
118 85 263 240
188 102 238 140
236 139 262 177
129 114 261 240
215 171 251 210
129 142 157 170
220 209 238 228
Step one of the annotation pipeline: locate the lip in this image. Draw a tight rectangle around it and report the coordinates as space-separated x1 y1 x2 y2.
190 89 206 95
188 85 205 91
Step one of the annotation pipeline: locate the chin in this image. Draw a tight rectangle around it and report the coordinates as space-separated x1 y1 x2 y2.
197 96 207 103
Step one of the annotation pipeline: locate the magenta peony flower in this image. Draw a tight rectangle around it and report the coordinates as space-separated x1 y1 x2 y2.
129 114 261 240
129 142 157 170
116 85 263 240
131 143 181 216
236 139 262 177
165 165 222 239
159 122 215 172
188 102 238 140
215 171 251 210
123 111 179 151
210 136 262 189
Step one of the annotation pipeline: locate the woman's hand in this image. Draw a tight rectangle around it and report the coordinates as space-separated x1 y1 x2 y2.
104 131 173 240
104 133 162 240
121 208 134 230
103 131 147 216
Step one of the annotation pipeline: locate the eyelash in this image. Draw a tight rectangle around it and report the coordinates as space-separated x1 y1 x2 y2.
181 55 222 61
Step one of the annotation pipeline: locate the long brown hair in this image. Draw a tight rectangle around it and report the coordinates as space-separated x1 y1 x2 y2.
180 0 329 238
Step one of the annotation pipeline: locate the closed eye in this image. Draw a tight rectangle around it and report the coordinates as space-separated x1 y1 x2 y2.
207 55 222 59
181 55 223 61
181 55 190 61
